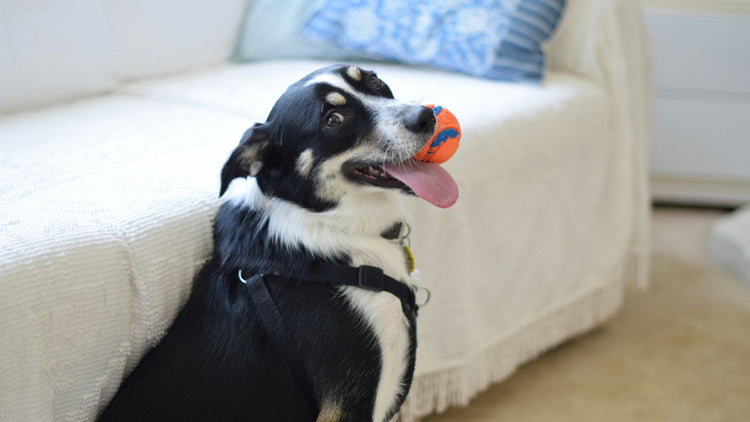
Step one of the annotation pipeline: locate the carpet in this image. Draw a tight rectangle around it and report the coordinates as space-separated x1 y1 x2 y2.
424 208 750 421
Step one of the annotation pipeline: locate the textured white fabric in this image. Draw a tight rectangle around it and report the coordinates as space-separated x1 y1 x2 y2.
0 0 247 114
0 1 651 420
0 97 249 421
549 0 653 289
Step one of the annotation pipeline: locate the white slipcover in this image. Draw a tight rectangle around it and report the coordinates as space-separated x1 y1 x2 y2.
0 0 651 420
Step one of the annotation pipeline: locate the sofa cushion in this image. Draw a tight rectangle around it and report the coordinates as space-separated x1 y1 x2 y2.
301 0 567 82
124 60 599 130
0 0 246 115
0 0 114 115
103 0 247 81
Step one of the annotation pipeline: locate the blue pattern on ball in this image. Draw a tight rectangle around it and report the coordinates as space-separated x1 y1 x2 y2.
429 129 460 153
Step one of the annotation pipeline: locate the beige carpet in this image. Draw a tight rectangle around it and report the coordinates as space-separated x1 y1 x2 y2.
423 207 750 422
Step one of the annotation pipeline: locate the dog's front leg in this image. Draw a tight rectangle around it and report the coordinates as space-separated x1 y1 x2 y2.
315 397 382 422
315 401 343 422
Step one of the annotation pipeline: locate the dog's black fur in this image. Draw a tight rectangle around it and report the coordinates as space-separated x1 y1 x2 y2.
98 65 440 422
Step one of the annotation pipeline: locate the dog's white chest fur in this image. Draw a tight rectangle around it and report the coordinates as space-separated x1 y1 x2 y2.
343 244 412 422
239 181 413 422
341 287 410 422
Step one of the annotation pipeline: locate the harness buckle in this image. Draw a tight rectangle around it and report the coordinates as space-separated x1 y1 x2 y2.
357 265 385 292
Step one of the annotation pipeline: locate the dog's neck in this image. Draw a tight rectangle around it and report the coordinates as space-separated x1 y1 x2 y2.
227 178 409 261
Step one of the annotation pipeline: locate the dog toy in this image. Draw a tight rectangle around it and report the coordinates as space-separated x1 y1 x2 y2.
413 105 461 164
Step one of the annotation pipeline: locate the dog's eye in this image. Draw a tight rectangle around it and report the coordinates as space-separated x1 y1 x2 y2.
326 112 344 127
369 75 382 90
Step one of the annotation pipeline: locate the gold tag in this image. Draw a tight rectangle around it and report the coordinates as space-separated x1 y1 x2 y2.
403 245 416 274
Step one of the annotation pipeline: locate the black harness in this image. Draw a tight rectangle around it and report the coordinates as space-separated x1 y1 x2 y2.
236 222 429 405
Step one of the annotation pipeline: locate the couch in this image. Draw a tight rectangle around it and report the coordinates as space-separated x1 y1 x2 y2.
0 0 651 420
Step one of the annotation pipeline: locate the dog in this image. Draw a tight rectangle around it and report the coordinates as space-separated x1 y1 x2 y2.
98 65 458 422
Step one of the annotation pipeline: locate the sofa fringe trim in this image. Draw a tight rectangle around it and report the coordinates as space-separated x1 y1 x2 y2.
398 264 628 421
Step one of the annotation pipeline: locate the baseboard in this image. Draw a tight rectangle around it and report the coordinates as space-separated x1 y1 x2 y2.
651 176 750 208
643 0 750 14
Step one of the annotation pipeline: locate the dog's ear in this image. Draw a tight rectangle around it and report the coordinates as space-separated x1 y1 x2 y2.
220 123 271 197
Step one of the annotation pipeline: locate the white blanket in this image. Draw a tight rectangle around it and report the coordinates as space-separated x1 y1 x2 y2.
0 1 651 420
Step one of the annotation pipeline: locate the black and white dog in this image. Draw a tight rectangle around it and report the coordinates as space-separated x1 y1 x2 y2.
98 65 458 422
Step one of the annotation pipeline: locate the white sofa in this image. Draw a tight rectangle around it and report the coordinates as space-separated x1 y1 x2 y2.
0 1 652 420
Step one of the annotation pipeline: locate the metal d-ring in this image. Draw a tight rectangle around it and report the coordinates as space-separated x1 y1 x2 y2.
412 284 431 307
238 269 248 284
400 221 412 247
239 269 275 285
239 269 265 284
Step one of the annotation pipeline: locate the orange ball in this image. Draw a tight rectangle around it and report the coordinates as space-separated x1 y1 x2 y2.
413 104 461 164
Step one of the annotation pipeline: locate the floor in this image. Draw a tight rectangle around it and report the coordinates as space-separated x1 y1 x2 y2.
422 206 750 422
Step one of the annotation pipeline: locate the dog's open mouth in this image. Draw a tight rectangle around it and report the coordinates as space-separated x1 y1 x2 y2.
347 161 458 208
349 165 412 192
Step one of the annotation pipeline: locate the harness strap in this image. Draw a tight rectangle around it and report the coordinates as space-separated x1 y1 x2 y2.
238 262 425 408
241 272 317 404
304 263 419 316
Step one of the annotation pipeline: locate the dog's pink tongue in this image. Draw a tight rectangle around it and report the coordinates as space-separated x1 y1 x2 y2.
383 161 458 208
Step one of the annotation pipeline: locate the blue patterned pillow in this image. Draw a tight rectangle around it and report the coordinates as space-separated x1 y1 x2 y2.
302 0 566 82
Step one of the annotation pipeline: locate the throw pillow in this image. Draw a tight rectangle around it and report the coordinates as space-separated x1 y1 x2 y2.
301 0 566 82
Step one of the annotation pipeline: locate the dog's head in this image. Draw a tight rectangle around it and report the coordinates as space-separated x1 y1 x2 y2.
220 65 458 211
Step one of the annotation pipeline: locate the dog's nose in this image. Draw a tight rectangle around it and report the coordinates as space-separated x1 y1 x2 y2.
403 106 436 135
